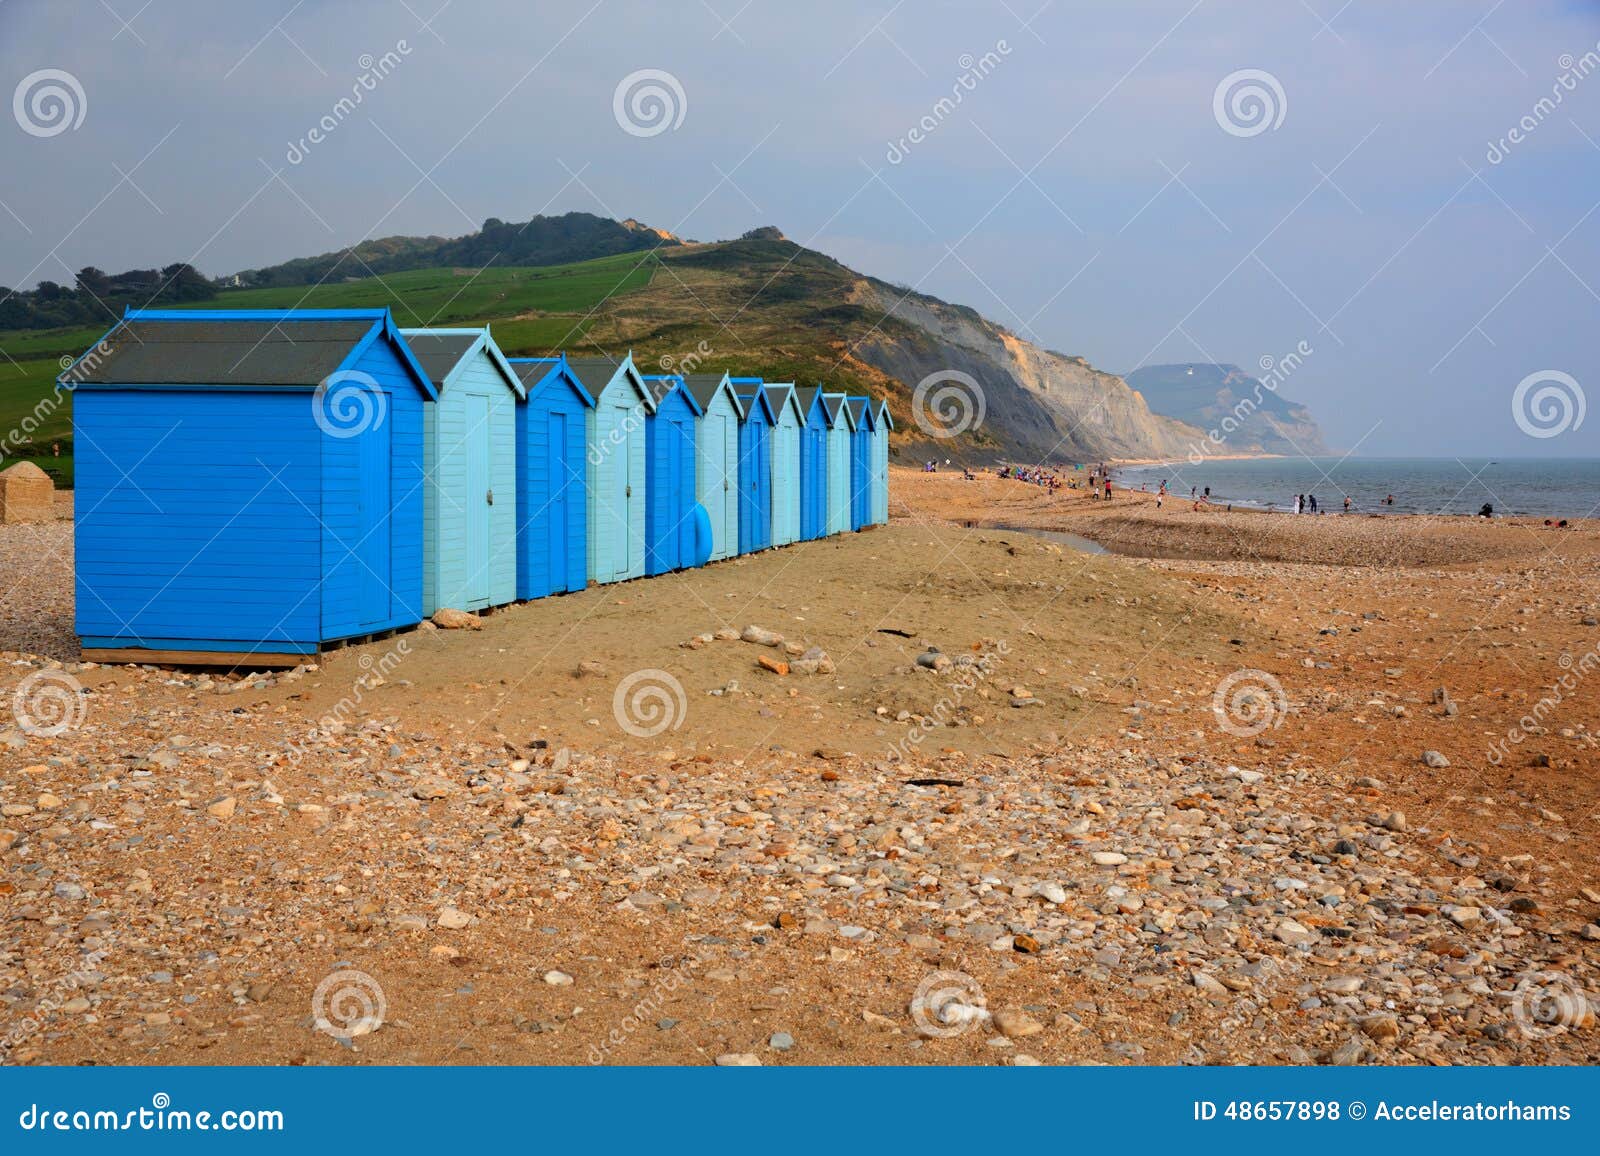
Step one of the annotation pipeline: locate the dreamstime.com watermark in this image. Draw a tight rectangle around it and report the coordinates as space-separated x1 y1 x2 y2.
1511 370 1585 440
1 947 109 1056
1212 668 1288 737
1486 45 1600 165
16 1094 284 1133
311 968 387 1041
911 369 985 439
285 41 412 164
283 640 410 762
1 340 115 469
312 369 389 438
910 969 989 1038
1187 340 1312 463
659 340 714 376
587 950 709 1064
12 68 86 137
10 669 88 738
1213 68 1286 138
613 69 686 137
1487 643 1598 765
613 668 687 738
886 41 1012 164
887 640 1009 762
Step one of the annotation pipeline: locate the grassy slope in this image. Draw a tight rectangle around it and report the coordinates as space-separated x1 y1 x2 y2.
0 239 909 486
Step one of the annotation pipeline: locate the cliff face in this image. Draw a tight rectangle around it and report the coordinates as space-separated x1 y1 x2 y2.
1122 363 1327 456
852 282 1201 463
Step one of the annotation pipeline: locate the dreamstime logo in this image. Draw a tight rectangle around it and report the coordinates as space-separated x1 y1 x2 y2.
286 40 412 164
659 339 714 376
312 370 388 438
1187 340 1312 463
912 370 985 439
885 40 1012 164
612 668 686 737
1211 668 1287 737
910 970 988 1038
1487 643 1597 765
1212 69 1286 138
1510 971 1592 1039
13 69 87 138
613 69 687 137
1511 370 1585 439
311 969 386 1041
11 669 87 737
1487 44 1600 164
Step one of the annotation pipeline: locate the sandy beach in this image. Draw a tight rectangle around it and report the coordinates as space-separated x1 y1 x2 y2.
0 469 1595 1066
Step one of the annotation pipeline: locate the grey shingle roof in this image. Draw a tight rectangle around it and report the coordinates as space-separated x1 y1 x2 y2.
681 372 732 413
399 332 479 388
67 319 377 387
794 385 823 415
564 356 628 395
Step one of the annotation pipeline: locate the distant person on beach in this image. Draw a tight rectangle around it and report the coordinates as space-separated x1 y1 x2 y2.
1294 494 1303 515
1309 494 1318 514
1104 480 1112 501
1343 496 1351 513
1204 486 1210 499
1478 502 1493 518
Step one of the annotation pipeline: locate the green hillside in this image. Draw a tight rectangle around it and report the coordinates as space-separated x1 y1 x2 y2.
0 252 665 486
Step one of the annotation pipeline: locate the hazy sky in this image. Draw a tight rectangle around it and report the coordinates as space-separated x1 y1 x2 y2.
2 0 1597 456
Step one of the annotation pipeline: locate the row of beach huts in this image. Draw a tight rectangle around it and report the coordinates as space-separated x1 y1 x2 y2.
63 308 891 665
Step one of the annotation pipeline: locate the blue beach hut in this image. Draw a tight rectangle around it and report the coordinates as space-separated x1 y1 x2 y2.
846 397 876 532
732 378 774 554
795 385 829 541
507 356 594 601
872 398 893 525
683 372 744 562
821 393 856 537
66 307 435 664
764 383 802 548
568 354 654 584
401 327 523 615
642 373 703 576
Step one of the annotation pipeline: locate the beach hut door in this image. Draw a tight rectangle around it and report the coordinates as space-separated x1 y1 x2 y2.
465 393 492 606
357 412 393 627
547 411 570 591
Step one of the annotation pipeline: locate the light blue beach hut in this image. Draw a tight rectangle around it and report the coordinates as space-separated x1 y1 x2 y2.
67 307 435 663
795 385 829 541
683 372 744 562
821 392 856 536
732 378 774 554
507 356 594 600
764 383 802 548
872 398 893 525
401 327 523 615
846 397 876 532
569 354 654 584
643 373 702 576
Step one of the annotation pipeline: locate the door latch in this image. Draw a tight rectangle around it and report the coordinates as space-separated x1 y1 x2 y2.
626 484 632 497
486 489 494 505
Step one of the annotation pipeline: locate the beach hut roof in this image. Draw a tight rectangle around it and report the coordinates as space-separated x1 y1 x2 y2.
62 307 436 398
874 397 895 429
399 326 524 399
794 384 826 417
564 352 655 410
821 392 856 430
682 372 746 419
642 373 704 416
763 383 803 424
506 356 596 407
846 396 876 430
732 378 777 423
